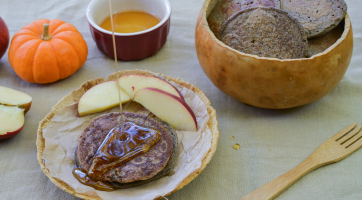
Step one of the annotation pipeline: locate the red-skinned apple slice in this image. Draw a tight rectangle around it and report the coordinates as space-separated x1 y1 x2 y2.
118 74 183 100
0 17 9 60
133 87 197 131
0 86 32 114
78 81 131 117
0 105 25 140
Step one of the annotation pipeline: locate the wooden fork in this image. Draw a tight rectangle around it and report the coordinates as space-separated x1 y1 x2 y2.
240 122 362 200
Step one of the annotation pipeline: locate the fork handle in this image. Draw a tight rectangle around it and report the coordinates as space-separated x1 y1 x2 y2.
240 157 321 200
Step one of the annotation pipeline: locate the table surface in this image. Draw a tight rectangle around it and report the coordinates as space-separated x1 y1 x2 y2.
1 0 362 199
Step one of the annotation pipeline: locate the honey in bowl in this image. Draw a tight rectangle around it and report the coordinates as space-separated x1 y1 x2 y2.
100 10 160 33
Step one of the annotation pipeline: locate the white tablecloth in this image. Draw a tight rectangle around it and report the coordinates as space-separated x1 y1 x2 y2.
0 0 362 199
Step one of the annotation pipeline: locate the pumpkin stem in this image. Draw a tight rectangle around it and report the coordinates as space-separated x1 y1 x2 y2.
41 24 51 41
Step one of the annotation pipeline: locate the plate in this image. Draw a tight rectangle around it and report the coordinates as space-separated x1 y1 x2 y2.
36 69 219 199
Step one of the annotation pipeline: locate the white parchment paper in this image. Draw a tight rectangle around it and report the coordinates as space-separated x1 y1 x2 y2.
42 81 212 200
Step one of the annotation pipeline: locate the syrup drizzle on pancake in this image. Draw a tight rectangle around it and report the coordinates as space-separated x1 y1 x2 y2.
88 122 161 180
72 168 115 191
73 122 161 191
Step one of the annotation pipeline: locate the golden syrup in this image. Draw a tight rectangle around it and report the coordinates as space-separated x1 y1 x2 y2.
73 122 161 190
100 10 160 33
72 168 115 191
88 122 161 180
233 143 240 150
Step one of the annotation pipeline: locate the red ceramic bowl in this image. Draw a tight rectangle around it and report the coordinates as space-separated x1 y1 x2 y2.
86 0 171 61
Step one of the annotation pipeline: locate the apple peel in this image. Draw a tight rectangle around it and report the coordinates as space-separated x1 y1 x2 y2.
0 86 32 114
0 104 25 140
78 81 131 117
134 87 197 131
118 74 183 99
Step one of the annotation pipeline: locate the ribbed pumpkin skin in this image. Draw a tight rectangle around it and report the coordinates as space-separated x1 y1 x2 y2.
8 19 88 84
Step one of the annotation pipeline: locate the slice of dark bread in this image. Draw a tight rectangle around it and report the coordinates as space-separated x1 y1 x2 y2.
281 0 347 38
220 7 308 59
75 112 177 189
207 0 280 38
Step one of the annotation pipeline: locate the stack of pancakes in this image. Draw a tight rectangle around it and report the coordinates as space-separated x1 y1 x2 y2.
75 112 178 189
208 0 347 59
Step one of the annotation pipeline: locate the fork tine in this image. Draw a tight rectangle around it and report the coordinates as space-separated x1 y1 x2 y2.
340 125 362 145
344 128 362 149
334 122 358 141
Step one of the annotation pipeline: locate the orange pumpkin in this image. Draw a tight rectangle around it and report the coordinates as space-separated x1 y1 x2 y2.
8 19 88 84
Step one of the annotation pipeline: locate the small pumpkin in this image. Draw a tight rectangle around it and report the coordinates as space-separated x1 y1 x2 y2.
8 19 88 84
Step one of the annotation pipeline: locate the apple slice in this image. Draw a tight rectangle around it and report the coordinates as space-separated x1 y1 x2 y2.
134 87 197 131
78 81 131 117
0 86 32 114
0 105 25 140
118 74 183 99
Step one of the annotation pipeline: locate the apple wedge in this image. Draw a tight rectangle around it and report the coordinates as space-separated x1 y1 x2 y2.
78 81 131 117
0 86 32 114
0 105 25 140
118 74 183 99
134 87 197 131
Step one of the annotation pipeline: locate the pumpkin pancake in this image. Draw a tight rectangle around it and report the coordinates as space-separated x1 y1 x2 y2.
207 0 280 38
219 7 308 59
281 0 347 38
76 112 177 189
